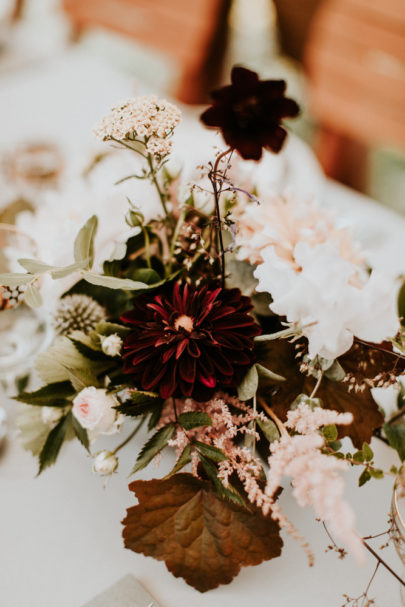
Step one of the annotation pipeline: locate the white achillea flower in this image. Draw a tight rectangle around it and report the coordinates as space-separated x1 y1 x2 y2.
94 95 182 157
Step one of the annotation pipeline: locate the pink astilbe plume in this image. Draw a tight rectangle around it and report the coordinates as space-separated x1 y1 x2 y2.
265 404 365 562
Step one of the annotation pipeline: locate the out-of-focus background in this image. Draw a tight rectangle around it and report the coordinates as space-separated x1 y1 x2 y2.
0 0 404 212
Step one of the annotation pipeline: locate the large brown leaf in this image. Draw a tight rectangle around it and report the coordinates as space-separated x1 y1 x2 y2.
256 339 401 448
122 473 283 592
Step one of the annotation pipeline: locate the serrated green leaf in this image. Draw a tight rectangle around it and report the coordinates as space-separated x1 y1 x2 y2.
14 381 74 406
38 412 70 475
164 444 192 478
256 363 285 382
148 402 164 430
72 415 89 452
115 391 162 417
194 441 227 461
384 423 405 461
362 442 374 462
322 424 338 442
359 468 371 487
24 284 43 308
256 418 279 443
131 423 175 475
63 365 100 392
0 273 33 287
74 215 98 267
82 271 147 291
70 336 107 361
18 258 55 273
237 365 258 401
198 453 246 508
178 411 212 430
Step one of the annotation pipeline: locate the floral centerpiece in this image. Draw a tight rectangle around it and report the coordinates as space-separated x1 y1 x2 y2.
4 66 405 598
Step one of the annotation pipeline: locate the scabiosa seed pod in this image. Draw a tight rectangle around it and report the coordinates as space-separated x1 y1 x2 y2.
0 284 27 310
53 294 106 336
121 281 261 400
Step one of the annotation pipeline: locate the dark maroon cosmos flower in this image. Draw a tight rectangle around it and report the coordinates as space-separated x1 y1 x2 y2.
200 66 299 161
121 282 261 400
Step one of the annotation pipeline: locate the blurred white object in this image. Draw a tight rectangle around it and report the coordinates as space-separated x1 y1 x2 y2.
0 406 7 447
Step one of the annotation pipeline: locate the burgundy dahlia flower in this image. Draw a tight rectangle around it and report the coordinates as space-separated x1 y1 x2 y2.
200 65 299 161
121 282 261 400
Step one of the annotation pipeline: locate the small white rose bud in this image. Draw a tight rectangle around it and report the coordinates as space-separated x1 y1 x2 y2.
41 406 64 428
101 334 123 357
93 450 118 476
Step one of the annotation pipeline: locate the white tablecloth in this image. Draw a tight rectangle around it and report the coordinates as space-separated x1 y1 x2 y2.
1 47 405 607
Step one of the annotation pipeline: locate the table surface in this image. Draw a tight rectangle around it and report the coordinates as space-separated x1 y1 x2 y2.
1 46 405 607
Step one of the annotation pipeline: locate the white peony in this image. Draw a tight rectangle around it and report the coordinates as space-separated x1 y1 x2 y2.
254 241 399 359
72 387 121 442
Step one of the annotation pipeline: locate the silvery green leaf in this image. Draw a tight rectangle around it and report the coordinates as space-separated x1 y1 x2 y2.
0 272 33 287
82 271 147 291
16 405 50 456
324 359 346 382
291 393 323 410
256 363 285 382
73 215 98 267
95 321 131 338
110 242 127 261
237 365 258 401
18 258 55 274
257 418 280 443
51 258 90 279
24 284 43 308
226 259 258 295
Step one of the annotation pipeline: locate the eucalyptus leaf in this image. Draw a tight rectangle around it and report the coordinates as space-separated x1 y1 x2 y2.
82 271 147 291
51 259 90 279
383 423 405 461
237 365 258 401
324 360 346 382
0 273 33 287
24 284 43 308
74 215 98 267
95 321 131 338
131 423 175 475
256 418 280 443
256 363 285 382
18 258 55 274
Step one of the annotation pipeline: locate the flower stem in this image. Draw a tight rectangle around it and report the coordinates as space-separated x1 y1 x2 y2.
209 147 232 287
146 153 171 223
112 416 145 455
362 539 405 586
258 396 288 438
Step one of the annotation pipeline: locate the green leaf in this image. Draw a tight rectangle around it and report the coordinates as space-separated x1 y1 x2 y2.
256 363 285 382
18 258 55 273
178 411 212 430
398 281 405 326
362 442 374 462
38 413 70 475
358 468 371 487
194 441 227 461
369 468 384 479
291 393 323 410
72 415 90 452
198 453 246 508
115 391 163 417
256 418 279 443
164 444 192 478
82 271 147 291
329 440 342 452
14 381 74 407
0 273 33 287
69 336 107 362
148 402 164 430
353 450 365 463
384 423 405 461
322 424 338 442
324 360 346 382
133 268 162 285
237 365 258 401
63 365 100 392
95 321 131 338
24 284 43 308
131 423 175 474
74 215 98 267
50 259 90 279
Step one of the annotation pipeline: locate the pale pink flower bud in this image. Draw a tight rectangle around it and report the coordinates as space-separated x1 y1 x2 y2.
101 334 123 357
93 450 119 476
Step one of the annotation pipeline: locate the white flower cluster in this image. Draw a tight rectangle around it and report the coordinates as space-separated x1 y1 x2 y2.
237 194 399 359
94 95 182 157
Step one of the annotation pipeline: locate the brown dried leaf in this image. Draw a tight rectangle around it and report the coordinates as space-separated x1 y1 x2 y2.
122 473 283 592
256 339 390 448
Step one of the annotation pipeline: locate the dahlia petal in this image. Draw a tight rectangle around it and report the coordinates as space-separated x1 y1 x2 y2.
179 356 196 383
231 66 259 91
176 338 189 360
198 373 216 388
187 340 201 358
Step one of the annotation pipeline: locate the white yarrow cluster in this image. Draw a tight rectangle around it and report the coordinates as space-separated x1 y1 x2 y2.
94 95 182 157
